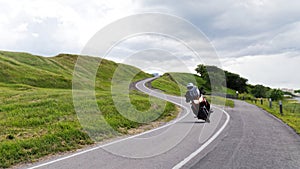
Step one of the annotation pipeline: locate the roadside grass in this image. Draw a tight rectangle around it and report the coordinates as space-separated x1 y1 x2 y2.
224 88 236 96
151 73 234 108
0 51 179 168
247 98 300 134
151 74 182 96
205 95 235 108
0 84 93 168
0 86 178 168
151 73 206 97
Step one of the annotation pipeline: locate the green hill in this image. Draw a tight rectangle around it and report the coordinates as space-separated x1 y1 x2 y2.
0 51 178 168
151 72 235 107
152 72 236 96
151 73 205 96
0 51 150 90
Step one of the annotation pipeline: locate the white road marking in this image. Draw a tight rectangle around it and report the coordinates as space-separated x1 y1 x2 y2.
27 78 188 169
172 108 230 169
28 78 230 169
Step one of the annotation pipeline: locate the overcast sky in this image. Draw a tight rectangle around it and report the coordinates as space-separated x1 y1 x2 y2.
0 0 299 89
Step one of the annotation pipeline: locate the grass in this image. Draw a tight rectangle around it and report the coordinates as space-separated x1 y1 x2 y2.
151 73 234 108
151 74 182 96
0 51 179 168
0 84 93 167
247 98 300 134
206 95 235 108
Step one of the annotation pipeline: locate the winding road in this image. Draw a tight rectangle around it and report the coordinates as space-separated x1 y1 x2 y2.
22 77 300 169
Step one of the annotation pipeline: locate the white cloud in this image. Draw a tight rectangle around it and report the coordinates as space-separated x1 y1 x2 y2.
13 23 28 32
0 0 299 88
0 0 135 55
105 34 203 74
31 33 39 38
132 0 300 89
222 52 300 89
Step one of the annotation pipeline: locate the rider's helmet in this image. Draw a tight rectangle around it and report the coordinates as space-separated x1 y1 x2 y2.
186 83 194 90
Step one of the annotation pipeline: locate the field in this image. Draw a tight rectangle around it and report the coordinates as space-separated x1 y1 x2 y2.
0 51 179 168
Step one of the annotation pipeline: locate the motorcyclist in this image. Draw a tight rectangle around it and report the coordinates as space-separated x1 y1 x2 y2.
185 83 200 101
185 83 211 113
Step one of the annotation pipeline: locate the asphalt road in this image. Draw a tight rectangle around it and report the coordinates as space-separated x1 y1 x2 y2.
187 100 300 169
21 77 300 169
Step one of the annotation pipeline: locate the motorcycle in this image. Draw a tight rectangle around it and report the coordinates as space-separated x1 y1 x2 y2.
190 95 211 123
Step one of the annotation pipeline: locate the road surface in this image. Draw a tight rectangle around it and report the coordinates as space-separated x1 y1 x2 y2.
21 77 300 169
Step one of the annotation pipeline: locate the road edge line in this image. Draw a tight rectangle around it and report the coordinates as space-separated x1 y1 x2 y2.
172 108 230 169
27 78 189 169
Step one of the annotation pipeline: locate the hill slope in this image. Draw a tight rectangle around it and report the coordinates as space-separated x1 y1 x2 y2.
151 72 235 107
0 51 150 89
0 51 178 168
151 73 206 96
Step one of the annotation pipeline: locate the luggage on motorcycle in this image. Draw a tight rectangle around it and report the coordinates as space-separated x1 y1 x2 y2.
197 107 208 120
191 96 211 122
197 101 210 121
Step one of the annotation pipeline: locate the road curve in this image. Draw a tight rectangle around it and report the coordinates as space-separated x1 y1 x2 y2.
21 77 300 169
21 77 229 169
184 100 300 169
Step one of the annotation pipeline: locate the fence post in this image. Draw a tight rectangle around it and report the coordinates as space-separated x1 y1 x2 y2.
261 98 263 105
279 100 283 115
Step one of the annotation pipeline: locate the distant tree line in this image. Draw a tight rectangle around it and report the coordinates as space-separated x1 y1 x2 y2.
295 89 300 93
195 64 284 100
249 84 283 100
195 64 248 93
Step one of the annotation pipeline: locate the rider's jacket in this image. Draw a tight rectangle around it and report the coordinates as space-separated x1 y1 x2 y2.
185 86 200 103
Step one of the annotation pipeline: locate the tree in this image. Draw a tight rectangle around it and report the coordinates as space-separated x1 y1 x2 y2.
195 64 248 93
224 71 248 93
195 64 210 89
195 64 208 78
269 89 284 101
295 89 300 93
251 85 270 98
208 72 226 91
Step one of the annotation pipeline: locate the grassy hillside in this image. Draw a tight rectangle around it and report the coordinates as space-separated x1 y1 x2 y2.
151 73 235 107
151 73 206 96
0 52 72 88
0 51 178 168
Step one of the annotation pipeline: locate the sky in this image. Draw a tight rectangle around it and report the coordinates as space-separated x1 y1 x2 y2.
0 0 299 89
